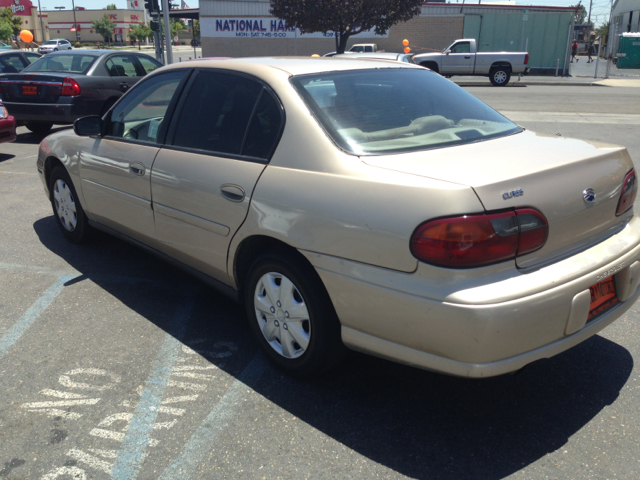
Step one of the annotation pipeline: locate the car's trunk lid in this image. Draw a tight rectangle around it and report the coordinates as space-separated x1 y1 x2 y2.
0 73 67 103
362 130 634 269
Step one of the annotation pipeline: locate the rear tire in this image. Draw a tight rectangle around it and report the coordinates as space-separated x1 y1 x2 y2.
420 62 439 74
489 66 511 86
26 122 54 135
49 166 93 244
244 252 347 377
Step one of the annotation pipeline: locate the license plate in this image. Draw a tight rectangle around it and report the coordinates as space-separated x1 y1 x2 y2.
588 276 618 320
22 85 37 95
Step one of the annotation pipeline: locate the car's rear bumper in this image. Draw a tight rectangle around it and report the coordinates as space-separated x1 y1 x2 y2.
302 215 640 377
0 116 16 143
2 101 87 124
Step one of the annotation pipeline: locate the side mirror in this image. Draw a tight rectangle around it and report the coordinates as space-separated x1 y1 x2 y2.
74 115 102 136
445 50 451 55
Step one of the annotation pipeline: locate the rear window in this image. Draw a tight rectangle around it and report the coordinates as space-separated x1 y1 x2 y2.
24 55 96 74
290 68 521 155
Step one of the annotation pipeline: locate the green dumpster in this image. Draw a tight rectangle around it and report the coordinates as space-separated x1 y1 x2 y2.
616 33 640 69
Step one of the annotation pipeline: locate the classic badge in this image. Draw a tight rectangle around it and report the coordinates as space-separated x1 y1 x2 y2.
583 188 596 203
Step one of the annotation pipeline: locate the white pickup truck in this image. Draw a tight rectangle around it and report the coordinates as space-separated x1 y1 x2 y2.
412 39 529 86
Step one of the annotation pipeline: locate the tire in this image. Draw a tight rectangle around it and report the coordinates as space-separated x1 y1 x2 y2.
26 122 53 135
489 66 511 86
49 166 93 244
54 48 58 52
420 62 439 74
245 252 347 376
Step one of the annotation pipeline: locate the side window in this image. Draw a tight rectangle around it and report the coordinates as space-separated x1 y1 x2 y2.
106 55 139 77
107 70 186 144
24 53 42 64
172 71 262 156
0 54 26 73
242 92 283 159
137 55 162 74
450 42 470 54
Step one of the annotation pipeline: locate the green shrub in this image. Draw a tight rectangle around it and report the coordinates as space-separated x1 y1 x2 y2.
74 42 81 48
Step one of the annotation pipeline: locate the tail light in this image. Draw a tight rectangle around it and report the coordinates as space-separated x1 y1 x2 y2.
410 208 548 268
524 54 529 65
616 168 637 216
61 77 81 96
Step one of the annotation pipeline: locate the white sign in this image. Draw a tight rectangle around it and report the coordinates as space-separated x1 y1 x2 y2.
523 14 528 21
201 17 388 39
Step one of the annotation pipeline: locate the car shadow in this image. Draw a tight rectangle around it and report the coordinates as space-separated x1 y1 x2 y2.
0 153 15 163
13 126 71 145
33 216 634 480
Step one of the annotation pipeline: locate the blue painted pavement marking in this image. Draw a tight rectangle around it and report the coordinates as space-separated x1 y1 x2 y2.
110 291 197 480
0 274 76 360
157 352 269 480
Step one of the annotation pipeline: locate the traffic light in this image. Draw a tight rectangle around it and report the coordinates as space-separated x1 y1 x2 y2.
144 0 159 12
168 2 177 10
150 20 159 31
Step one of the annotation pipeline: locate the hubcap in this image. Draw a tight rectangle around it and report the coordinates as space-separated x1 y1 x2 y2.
53 179 77 232
494 71 507 83
254 272 311 359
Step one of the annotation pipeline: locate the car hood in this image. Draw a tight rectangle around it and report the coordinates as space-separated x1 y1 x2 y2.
362 130 635 269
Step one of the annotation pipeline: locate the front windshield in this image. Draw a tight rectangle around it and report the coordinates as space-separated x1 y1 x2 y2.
290 68 521 155
43 41 56 45
25 55 96 74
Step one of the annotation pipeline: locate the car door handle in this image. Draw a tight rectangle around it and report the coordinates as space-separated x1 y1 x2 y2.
129 163 145 176
465 56 471 59
119 82 130 90
220 184 245 202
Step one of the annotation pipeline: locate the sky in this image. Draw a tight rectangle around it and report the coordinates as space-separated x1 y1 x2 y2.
34 0 611 26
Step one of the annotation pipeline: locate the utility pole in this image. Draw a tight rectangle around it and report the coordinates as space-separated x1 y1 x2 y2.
37 0 45 43
587 0 593 26
71 0 79 42
162 0 173 64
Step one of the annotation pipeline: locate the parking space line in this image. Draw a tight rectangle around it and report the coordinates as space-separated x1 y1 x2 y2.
0 274 76 360
157 353 269 480
110 292 197 480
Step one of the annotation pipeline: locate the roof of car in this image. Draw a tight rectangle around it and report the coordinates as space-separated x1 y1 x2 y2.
337 52 405 60
44 49 151 57
165 56 419 76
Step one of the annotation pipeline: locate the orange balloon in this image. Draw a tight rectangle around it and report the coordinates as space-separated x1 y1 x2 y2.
404 46 411 54
402 39 409 47
20 30 33 43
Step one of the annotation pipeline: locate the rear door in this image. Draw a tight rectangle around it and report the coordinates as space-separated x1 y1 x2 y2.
0 53 28 73
151 70 284 283
105 54 142 93
79 69 190 245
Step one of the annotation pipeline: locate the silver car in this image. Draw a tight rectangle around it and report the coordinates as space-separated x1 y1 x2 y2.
37 58 640 377
38 39 73 54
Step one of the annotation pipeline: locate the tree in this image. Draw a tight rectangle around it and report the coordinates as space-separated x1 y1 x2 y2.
0 7 23 37
92 14 116 42
106 3 117 9
572 4 587 24
0 21 13 42
270 0 422 53
596 21 608 38
192 19 200 39
129 23 152 49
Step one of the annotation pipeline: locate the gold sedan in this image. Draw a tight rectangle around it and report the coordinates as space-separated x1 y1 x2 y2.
37 58 640 377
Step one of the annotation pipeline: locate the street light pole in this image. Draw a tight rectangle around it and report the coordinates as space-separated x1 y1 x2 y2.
37 0 45 43
71 0 79 42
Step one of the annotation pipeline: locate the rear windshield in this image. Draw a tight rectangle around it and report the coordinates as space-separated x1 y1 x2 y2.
290 68 521 155
25 55 96 74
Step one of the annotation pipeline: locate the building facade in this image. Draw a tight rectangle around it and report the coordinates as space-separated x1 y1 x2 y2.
610 0 640 54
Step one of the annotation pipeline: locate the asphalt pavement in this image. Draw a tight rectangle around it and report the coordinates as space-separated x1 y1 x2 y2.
1 84 640 479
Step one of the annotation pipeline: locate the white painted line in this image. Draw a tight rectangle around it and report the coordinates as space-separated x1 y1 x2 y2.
166 380 207 391
59 368 121 391
162 395 199 404
99 413 133 428
28 408 83 420
110 293 197 480
158 353 269 480
172 366 217 371
90 428 160 447
0 275 75 360
42 466 87 479
120 400 185 416
170 372 215 380
22 399 100 409
40 389 88 399
67 449 113 474
152 419 178 430
88 449 120 460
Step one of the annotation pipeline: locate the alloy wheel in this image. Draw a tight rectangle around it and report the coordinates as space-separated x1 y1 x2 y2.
53 179 77 232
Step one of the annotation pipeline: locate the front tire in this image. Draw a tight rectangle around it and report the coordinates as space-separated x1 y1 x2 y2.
245 252 346 376
26 122 53 135
489 67 511 86
49 166 93 244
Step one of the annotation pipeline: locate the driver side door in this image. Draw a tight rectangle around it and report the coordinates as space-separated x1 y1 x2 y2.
79 69 190 245
441 41 474 75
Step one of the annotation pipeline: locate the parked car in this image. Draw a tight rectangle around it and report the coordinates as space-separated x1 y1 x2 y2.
349 43 378 53
38 58 640 378
0 49 163 134
0 50 42 73
0 101 16 144
37 39 73 54
333 52 414 63
412 38 529 86
0 41 13 51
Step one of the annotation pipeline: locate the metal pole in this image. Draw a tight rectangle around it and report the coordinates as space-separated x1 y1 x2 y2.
563 21 573 76
605 0 615 79
37 0 45 43
294 24 297 56
594 41 601 78
162 0 173 64
587 0 593 26
71 0 78 42
556 58 559 76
